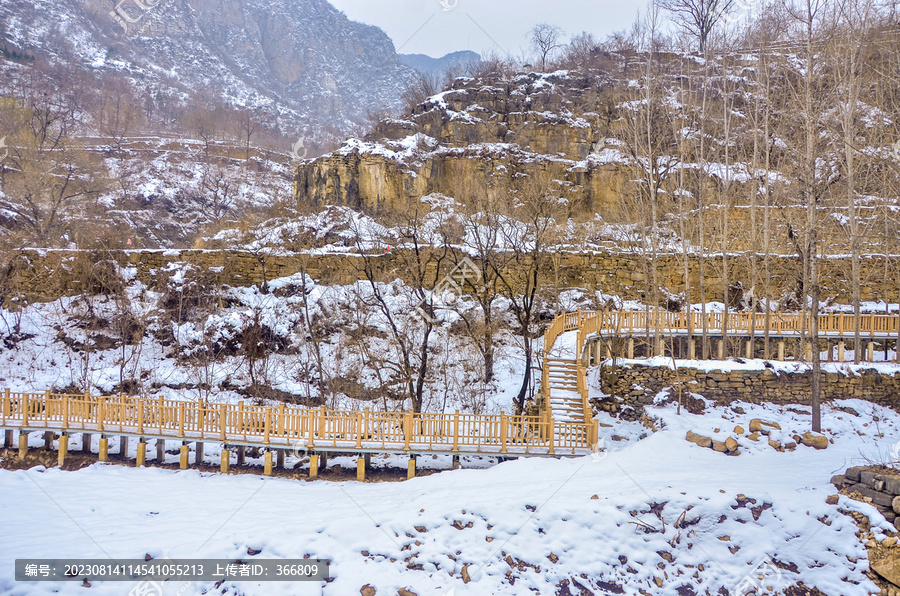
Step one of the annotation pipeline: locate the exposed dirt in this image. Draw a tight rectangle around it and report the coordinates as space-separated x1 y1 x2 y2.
0 446 442 483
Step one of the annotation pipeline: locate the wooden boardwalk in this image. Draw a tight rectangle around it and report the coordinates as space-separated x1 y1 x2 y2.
540 309 900 425
0 391 598 478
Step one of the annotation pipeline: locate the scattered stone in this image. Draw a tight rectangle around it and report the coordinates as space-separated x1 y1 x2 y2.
247 547 261 556
800 431 829 450
548 553 559 563
784 442 797 451
733 425 745 435
397 589 418 596
747 432 760 441
485 537 493 542
653 577 663 588
414 526 426 533
360 585 376 596
685 431 712 448
711 440 728 453
144 554 153 561
826 494 839 505
591 494 599 500
725 437 739 452
452 520 473 530
82 579 91 588
768 439 783 451
461 564 471 583
885 537 899 547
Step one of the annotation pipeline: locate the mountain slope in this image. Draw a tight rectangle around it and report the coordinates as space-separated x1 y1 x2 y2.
0 0 418 143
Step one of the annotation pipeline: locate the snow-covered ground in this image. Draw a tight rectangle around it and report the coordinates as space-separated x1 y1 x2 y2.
1 397 893 595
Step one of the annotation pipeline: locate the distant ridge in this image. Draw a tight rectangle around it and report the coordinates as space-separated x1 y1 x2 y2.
399 50 481 79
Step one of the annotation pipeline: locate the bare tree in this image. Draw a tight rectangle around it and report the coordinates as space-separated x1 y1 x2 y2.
660 0 737 52
530 23 565 71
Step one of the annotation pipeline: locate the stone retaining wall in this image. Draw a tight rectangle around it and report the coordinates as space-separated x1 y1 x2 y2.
3 248 899 305
594 362 900 410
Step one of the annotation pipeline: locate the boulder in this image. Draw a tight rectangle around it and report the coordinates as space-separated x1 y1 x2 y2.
749 418 781 433
893 495 900 516
712 440 728 452
747 432 760 442
800 431 828 450
685 431 712 448
361 586 376 596
870 543 900 587
733 425 745 435
725 437 739 452
768 439 783 452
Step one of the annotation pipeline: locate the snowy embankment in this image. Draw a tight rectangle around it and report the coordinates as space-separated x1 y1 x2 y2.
0 398 892 595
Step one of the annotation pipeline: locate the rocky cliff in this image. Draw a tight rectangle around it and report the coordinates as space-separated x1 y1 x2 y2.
293 70 631 217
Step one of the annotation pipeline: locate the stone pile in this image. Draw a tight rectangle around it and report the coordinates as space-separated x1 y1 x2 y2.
684 418 829 455
832 466 900 526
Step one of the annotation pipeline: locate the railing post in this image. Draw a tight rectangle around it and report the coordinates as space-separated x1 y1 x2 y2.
404 411 412 450
308 409 316 449
264 407 272 445
2 388 8 426
219 404 226 443
97 397 105 433
356 409 365 449
452 410 459 452
178 402 186 439
137 400 144 435
62 395 69 431
277 403 285 439
548 417 555 455
500 413 508 453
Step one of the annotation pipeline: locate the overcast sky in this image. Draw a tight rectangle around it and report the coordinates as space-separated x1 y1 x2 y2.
328 0 652 59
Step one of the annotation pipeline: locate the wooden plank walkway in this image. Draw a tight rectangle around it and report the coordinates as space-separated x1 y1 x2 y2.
540 309 900 426
0 391 597 465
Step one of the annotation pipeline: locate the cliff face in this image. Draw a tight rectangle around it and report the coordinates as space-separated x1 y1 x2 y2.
293 71 632 218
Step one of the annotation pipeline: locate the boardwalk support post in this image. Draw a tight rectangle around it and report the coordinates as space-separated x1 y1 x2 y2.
276 448 285 469
81 433 91 453
220 447 230 473
236 445 245 466
18 431 27 460
778 341 785 361
179 443 189 470
99 436 109 462
309 453 319 479
119 436 128 457
195 442 204 465
407 455 416 480
136 439 146 467
452 455 460 470
57 433 68 467
43 431 53 450
868 342 875 362
157 439 165 462
264 451 273 476
356 455 365 482
3 429 11 449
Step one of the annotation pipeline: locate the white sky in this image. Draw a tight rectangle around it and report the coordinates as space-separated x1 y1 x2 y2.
327 0 652 59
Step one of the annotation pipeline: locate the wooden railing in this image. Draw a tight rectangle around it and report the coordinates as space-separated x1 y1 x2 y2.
0 390 597 457
541 309 900 422
573 310 900 355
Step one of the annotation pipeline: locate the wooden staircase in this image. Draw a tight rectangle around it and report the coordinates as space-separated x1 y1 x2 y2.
545 358 586 422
